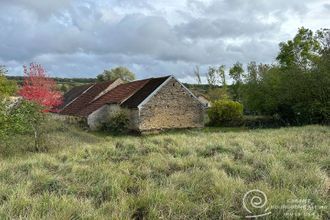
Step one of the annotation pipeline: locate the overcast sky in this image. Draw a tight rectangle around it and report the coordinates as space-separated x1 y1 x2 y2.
0 0 329 82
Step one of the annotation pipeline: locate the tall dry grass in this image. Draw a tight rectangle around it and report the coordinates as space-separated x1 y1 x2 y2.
0 121 329 219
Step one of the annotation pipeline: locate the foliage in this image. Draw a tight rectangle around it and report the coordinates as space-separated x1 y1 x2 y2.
102 110 130 133
206 66 217 86
207 87 229 101
229 62 244 101
206 65 226 87
0 124 328 219
97 66 136 82
276 27 321 69
18 63 62 111
0 99 45 151
242 63 330 124
0 66 17 97
229 62 244 83
241 28 330 125
208 100 243 126
218 65 226 86
241 62 272 114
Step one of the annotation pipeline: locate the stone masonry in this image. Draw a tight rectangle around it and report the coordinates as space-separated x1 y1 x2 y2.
138 78 204 131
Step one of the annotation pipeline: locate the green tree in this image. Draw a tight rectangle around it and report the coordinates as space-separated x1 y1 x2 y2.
242 62 272 114
316 28 330 51
206 65 229 101
229 62 244 83
207 87 229 101
241 28 329 124
246 61 258 82
0 66 17 97
274 28 330 123
306 32 330 123
276 27 321 69
206 65 227 87
0 99 45 150
218 65 226 86
229 62 244 101
206 66 218 87
97 66 136 82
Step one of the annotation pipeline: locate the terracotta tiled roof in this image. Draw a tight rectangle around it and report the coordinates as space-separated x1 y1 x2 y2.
59 76 172 117
59 84 92 110
121 76 170 108
59 81 114 116
77 78 150 116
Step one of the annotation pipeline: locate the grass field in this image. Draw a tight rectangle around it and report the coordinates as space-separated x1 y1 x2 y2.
0 122 329 219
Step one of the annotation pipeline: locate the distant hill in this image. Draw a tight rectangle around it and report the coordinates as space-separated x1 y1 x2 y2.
7 76 97 93
7 76 97 85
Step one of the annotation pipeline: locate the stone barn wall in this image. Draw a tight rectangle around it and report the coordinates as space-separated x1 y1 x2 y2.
138 78 204 131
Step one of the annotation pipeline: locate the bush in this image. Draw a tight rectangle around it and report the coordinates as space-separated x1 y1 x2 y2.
207 100 243 126
102 110 129 133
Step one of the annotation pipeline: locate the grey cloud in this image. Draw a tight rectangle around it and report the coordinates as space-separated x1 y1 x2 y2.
30 52 195 80
324 4 330 11
176 18 280 39
0 0 328 81
107 14 176 54
176 0 307 40
226 40 278 63
114 0 154 10
1 0 72 17
206 0 307 17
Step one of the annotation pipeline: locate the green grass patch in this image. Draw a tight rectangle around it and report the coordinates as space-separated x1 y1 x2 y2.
0 123 329 219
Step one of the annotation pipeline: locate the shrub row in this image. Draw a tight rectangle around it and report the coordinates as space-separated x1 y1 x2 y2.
207 100 283 128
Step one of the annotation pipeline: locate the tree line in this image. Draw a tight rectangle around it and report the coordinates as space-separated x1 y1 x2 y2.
196 27 329 125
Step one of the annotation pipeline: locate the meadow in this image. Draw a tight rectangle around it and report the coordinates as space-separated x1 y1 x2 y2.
0 122 329 219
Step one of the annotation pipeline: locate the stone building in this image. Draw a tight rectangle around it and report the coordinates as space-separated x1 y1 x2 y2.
57 75 205 132
197 95 212 108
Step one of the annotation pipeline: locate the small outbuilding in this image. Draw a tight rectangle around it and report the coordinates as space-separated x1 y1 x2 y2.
57 75 205 132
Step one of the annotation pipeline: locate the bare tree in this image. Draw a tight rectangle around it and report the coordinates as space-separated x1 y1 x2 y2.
194 65 201 84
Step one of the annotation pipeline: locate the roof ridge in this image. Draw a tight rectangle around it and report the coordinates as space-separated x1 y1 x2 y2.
83 78 149 107
121 75 172 108
129 75 170 82
119 75 172 105
118 79 151 105
89 79 120 103
60 83 95 111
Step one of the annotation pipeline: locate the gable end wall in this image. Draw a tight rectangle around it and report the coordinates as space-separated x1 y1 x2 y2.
138 78 204 131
